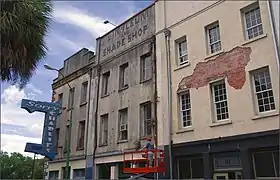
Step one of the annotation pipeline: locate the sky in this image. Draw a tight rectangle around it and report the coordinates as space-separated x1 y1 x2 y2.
1 0 153 157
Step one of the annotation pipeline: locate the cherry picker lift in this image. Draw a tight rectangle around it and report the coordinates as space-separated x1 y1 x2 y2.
122 124 166 179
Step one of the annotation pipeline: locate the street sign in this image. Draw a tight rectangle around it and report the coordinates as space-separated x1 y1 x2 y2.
21 99 60 160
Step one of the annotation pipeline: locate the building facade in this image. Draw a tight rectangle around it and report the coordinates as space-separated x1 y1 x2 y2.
85 4 156 180
155 0 279 179
48 48 95 179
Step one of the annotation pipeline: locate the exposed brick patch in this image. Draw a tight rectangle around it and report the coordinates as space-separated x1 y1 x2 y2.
177 46 252 91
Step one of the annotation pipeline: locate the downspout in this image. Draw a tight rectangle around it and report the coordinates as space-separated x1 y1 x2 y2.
151 36 158 149
93 39 101 179
85 66 93 157
267 0 280 71
164 28 173 179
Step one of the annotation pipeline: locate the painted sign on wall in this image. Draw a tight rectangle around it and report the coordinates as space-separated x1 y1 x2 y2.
21 99 60 160
99 5 155 62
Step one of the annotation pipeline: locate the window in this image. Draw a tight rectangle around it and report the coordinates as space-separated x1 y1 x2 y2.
119 63 129 89
243 3 263 40
176 36 188 65
251 67 275 113
178 157 204 179
73 169 85 180
206 22 221 54
80 81 88 104
119 108 128 141
140 54 152 82
65 125 70 150
77 121 85 149
102 71 110 96
253 150 279 178
211 80 229 121
62 166 71 179
179 91 192 128
55 128 60 152
49 171 59 180
68 88 75 109
140 102 152 137
58 93 63 106
100 114 108 145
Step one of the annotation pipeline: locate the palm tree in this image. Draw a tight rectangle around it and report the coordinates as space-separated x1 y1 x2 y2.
1 0 53 89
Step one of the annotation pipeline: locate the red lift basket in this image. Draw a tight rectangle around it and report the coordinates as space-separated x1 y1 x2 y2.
123 149 166 174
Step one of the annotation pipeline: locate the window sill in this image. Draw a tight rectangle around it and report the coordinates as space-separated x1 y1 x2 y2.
252 111 279 120
205 49 225 60
98 143 108 147
210 119 232 127
174 63 190 71
80 102 87 107
118 85 129 92
140 78 152 84
176 127 194 134
76 147 84 151
67 108 74 111
117 140 128 144
242 33 267 46
101 94 109 98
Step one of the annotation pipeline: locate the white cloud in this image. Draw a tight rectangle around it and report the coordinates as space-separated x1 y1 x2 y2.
1 85 46 157
1 134 43 157
53 4 115 37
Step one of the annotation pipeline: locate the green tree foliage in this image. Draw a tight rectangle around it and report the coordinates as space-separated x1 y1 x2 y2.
0 151 44 179
0 0 53 89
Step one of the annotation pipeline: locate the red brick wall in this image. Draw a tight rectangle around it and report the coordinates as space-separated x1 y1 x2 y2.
177 46 252 91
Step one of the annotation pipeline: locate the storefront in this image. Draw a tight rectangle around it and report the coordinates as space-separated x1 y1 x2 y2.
163 130 279 179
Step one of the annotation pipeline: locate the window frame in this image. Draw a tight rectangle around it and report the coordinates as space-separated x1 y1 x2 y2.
242 2 263 40
140 53 152 82
205 21 222 54
179 90 192 128
64 125 70 151
250 67 275 114
101 71 110 96
100 114 108 145
140 102 152 138
118 108 128 141
175 36 188 66
55 128 60 153
77 120 85 149
119 62 129 90
80 81 88 104
68 88 75 109
252 150 279 178
210 79 230 122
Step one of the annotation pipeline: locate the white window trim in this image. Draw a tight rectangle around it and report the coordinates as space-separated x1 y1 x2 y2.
175 36 188 66
251 67 275 114
211 79 229 122
243 5 263 40
206 22 221 54
179 91 192 128
178 40 188 65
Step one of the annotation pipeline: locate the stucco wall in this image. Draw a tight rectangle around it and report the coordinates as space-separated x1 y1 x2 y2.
96 40 155 154
156 0 279 146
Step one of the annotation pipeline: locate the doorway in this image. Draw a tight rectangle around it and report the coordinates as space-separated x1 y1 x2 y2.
213 171 242 180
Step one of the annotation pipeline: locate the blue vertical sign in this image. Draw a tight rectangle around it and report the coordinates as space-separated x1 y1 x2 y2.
21 99 60 160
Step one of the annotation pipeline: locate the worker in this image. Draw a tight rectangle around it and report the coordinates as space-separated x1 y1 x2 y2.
140 136 154 167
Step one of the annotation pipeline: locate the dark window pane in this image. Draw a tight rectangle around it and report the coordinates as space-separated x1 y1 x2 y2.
273 151 279 177
254 152 276 177
178 159 191 179
191 158 204 178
